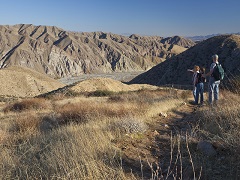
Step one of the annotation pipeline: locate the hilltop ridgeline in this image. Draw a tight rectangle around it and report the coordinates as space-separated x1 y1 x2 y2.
0 24 195 78
130 34 240 85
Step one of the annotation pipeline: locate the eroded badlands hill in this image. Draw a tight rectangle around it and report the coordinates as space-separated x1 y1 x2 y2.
0 24 195 78
0 66 65 97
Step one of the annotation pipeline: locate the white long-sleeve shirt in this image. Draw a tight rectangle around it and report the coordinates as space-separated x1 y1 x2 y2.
193 71 199 86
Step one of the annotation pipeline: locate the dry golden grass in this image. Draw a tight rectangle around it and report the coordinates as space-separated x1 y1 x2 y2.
55 100 146 125
0 89 182 179
3 98 52 113
0 130 9 144
14 113 41 133
2 87 240 179
108 89 179 104
196 90 240 150
0 124 127 179
190 90 240 179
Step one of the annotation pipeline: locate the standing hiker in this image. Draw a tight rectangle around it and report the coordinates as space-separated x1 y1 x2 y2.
194 67 206 105
187 65 199 103
203 54 224 106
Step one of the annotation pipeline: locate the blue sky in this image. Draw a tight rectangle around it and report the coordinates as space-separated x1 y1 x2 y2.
0 0 239 37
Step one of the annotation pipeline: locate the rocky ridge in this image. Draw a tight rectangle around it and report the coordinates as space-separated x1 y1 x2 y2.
0 24 195 78
130 34 240 85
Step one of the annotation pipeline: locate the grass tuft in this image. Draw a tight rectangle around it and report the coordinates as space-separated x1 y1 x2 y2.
109 117 148 134
55 101 144 125
3 98 51 113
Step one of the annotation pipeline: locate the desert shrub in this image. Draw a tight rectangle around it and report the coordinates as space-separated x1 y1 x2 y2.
108 89 178 105
64 89 83 97
17 114 40 132
3 98 51 113
88 90 114 97
6 113 42 143
108 95 126 102
56 101 143 125
41 89 85 100
56 103 92 125
109 117 148 134
179 90 191 100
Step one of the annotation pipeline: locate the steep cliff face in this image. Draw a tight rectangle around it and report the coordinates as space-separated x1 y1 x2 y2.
0 24 195 78
130 34 240 85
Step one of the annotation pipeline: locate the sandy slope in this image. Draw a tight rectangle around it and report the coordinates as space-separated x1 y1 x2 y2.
70 77 158 93
0 66 65 97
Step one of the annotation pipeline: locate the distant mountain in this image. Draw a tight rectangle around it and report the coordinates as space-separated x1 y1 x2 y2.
0 24 195 78
130 34 240 85
187 33 240 42
160 35 194 48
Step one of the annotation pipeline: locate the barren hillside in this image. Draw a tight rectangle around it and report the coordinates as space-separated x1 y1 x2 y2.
70 77 158 93
0 24 195 78
0 66 65 97
130 34 240 85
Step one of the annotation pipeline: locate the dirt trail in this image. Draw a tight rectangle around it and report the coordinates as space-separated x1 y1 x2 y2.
118 101 197 179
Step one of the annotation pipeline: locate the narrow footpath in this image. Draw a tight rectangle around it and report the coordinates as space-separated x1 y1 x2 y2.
116 101 199 179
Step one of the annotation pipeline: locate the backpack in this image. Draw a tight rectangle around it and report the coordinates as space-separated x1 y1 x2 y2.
212 64 224 81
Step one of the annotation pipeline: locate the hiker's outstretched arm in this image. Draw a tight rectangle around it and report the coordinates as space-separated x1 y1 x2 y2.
204 68 214 77
204 72 210 77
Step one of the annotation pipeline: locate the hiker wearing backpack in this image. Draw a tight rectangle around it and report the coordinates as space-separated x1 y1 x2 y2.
204 54 224 105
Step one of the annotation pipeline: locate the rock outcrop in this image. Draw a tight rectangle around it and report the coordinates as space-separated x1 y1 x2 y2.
0 24 195 78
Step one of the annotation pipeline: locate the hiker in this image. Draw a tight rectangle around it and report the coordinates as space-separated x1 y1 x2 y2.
195 67 206 105
187 65 199 103
203 54 224 105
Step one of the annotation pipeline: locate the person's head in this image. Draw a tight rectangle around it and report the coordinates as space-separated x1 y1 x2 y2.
194 65 200 72
212 54 219 62
200 67 205 73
